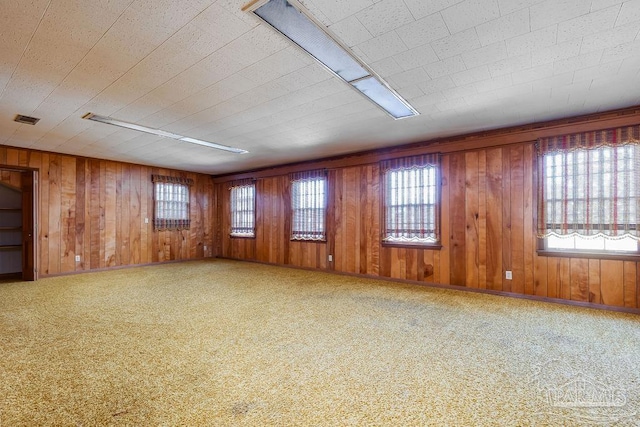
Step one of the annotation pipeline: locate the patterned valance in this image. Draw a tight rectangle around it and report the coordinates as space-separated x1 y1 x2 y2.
228 178 255 190
536 124 640 240
537 124 640 155
380 153 440 172
290 169 326 182
152 174 194 186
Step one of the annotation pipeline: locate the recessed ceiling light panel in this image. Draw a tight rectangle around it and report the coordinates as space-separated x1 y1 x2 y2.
82 113 248 154
245 0 419 120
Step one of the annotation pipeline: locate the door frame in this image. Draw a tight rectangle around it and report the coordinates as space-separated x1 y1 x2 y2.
0 165 38 281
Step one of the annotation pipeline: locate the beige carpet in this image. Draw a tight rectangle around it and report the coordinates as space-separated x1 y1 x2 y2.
0 259 638 426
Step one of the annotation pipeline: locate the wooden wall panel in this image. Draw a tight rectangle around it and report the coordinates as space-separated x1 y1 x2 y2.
214 139 640 311
1 145 214 276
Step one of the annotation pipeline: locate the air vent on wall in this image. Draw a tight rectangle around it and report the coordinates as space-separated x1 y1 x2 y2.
14 114 40 125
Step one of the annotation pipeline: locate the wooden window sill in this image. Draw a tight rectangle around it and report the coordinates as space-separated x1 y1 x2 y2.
382 241 442 250
537 250 640 262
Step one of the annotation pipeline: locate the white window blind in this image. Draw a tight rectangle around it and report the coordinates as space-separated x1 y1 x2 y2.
290 170 326 241
230 180 255 237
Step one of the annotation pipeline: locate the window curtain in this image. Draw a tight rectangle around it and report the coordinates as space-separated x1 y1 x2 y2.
381 154 440 242
152 174 193 231
536 125 640 240
229 178 256 237
290 169 326 241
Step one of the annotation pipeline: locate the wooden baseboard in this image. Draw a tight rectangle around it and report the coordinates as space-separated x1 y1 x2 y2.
0 272 21 281
39 257 214 278
216 256 640 315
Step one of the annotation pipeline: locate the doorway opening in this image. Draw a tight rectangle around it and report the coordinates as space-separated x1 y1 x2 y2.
0 167 37 281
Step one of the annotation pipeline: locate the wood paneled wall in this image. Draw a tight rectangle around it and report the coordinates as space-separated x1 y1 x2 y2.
0 169 22 189
215 142 639 310
1 146 214 276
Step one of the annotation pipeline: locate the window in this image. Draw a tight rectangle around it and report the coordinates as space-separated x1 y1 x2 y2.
537 125 640 254
230 180 255 237
382 154 440 245
290 170 326 241
152 175 192 230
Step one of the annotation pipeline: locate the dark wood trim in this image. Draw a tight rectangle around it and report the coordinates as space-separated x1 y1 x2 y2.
381 242 443 250
212 105 640 182
0 272 21 280
216 256 640 315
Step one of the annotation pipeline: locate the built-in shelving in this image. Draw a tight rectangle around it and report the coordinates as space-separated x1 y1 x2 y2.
0 184 23 275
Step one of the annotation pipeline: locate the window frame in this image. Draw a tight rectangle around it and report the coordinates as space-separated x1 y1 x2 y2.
152 175 192 231
381 160 442 249
229 181 256 239
290 173 327 242
535 138 640 261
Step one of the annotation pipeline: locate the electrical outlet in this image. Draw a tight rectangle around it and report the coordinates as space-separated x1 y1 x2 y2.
204 245 207 251
505 270 512 280
328 254 333 262
145 218 149 224
75 255 81 262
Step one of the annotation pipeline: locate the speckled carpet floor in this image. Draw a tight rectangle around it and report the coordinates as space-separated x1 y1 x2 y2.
0 259 639 426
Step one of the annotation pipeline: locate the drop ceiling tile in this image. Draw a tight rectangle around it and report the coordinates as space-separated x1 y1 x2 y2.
506 25 558 57
190 3 254 42
403 0 466 20
615 0 640 26
436 97 468 111
396 84 425 100
301 0 374 24
369 57 404 77
572 60 622 82
356 0 415 37
461 41 508 68
440 0 500 34
553 50 603 74
487 81 532 98
393 44 440 70
497 0 545 14
557 5 620 43
475 9 530 46
473 74 513 93
217 26 290 68
511 63 554 84
487 54 532 77
441 83 477 99
531 71 574 91
531 39 582 66
238 48 310 86
356 31 409 62
600 38 640 63
581 21 640 53
328 15 373 47
450 66 491 85
589 0 624 11
529 0 592 31
169 24 227 58
423 56 467 78
396 13 450 49
387 67 431 88
431 28 481 59
418 75 456 94
272 64 332 92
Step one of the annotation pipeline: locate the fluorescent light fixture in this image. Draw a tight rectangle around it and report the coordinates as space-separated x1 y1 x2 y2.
246 0 418 120
82 113 248 154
